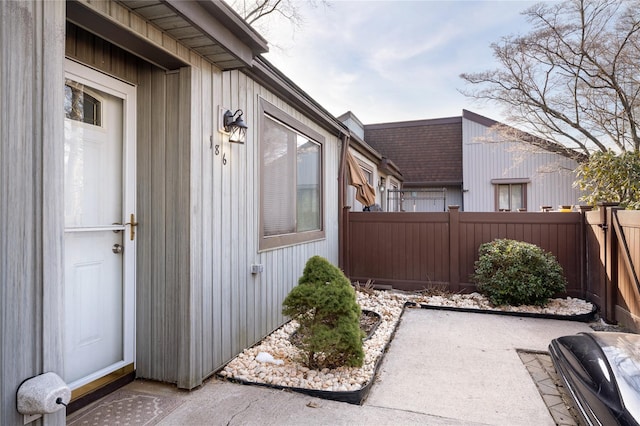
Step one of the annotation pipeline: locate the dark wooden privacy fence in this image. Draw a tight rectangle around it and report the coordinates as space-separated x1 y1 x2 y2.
343 206 584 296
585 206 640 330
342 205 640 332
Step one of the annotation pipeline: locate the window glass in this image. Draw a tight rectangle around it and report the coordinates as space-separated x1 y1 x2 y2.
262 115 322 238
361 167 373 185
498 185 511 210
263 118 295 236
497 183 525 211
64 82 102 126
511 185 523 210
296 136 321 232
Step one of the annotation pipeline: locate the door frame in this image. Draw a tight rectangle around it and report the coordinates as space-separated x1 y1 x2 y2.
64 58 137 390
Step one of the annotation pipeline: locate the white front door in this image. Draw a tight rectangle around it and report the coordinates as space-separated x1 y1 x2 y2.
63 59 136 391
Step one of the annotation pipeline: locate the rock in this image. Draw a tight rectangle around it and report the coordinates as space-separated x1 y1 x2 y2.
219 288 594 398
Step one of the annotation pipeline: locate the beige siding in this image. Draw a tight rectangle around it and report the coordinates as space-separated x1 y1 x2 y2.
1 1 66 425
65 17 340 389
462 118 583 212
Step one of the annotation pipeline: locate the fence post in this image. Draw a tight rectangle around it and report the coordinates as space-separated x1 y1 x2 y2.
578 205 593 300
600 202 619 322
341 206 351 276
449 206 460 292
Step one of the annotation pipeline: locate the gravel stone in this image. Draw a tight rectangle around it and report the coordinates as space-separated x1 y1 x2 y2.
220 290 594 392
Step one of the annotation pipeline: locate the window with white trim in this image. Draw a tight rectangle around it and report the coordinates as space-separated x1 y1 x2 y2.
360 165 373 185
260 100 324 250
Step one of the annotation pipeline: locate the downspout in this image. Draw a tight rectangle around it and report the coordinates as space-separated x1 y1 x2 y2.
338 132 351 271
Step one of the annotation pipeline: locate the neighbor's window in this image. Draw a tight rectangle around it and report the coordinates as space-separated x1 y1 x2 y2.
360 165 373 185
492 179 529 211
260 100 324 250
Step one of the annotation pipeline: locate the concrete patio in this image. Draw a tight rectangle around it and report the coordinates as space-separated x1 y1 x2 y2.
68 309 592 425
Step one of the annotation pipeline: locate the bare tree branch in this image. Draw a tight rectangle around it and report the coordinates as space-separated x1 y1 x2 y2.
228 0 328 36
460 0 640 157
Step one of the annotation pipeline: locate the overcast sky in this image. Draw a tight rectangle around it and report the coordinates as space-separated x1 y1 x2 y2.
252 0 543 126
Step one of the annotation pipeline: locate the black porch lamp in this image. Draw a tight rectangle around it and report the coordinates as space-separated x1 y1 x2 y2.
223 109 248 144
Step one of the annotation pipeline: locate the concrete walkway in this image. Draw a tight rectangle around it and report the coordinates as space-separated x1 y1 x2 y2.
68 309 592 425
366 308 589 425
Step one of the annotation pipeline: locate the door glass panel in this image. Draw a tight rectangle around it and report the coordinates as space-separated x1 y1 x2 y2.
64 81 122 227
65 83 102 126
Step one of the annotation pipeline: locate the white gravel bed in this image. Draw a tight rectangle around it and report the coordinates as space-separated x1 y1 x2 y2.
218 290 594 393
219 290 406 392
412 292 594 316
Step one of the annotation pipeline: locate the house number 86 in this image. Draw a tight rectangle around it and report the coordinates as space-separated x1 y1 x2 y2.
214 144 227 165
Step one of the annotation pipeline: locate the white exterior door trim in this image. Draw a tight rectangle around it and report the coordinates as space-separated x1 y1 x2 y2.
64 58 137 389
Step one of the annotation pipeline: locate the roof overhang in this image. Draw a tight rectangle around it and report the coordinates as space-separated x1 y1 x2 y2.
246 56 348 137
67 0 269 71
160 0 268 68
67 0 188 70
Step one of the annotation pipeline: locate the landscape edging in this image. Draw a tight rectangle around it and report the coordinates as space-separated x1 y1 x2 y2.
218 303 410 405
416 302 598 322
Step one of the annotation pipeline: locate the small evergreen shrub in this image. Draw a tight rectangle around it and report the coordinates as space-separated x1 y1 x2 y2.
472 239 567 306
282 256 364 369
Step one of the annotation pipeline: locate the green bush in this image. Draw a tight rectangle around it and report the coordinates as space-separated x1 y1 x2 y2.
575 150 640 210
282 256 364 369
472 239 567 306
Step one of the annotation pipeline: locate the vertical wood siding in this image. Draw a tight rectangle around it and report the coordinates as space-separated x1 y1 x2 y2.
65 23 140 84
65 23 340 389
462 118 583 212
196 69 341 379
1 1 65 425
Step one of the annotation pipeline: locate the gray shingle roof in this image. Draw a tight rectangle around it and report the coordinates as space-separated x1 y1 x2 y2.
364 116 462 187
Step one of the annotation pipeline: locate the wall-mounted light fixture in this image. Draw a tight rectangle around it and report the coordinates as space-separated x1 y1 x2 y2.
378 177 386 192
220 107 248 144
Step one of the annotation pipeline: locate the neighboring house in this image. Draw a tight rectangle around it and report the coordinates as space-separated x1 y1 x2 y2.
461 110 584 212
364 116 463 212
1 2 357 424
338 112 403 212
364 110 583 212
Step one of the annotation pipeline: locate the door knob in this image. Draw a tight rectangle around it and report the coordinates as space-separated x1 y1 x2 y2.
112 244 123 254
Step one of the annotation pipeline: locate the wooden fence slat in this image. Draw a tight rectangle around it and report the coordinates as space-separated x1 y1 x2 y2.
346 210 583 295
